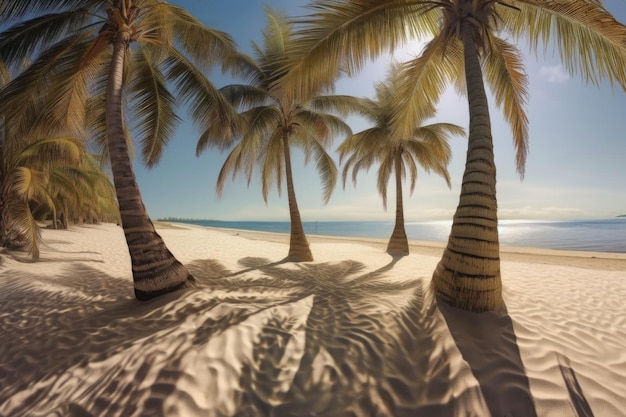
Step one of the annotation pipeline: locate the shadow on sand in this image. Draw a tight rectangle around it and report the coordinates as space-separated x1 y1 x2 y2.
437 299 538 417
1 257 545 416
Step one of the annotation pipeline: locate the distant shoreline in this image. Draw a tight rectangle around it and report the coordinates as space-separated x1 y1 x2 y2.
157 218 626 254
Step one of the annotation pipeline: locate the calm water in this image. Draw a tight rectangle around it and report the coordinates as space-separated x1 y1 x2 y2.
172 218 626 253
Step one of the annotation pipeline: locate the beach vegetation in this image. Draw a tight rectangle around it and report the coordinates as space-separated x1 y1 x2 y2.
200 8 356 262
0 59 118 259
283 0 626 312
0 132 118 259
338 64 463 256
0 135 81 260
0 0 248 299
45 153 120 229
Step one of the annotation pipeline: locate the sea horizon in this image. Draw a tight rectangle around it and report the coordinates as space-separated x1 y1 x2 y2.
159 217 626 254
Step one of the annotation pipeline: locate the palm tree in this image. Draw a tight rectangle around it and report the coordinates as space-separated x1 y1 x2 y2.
338 66 464 255
47 153 119 229
0 0 246 299
0 134 85 259
285 0 626 311
199 8 354 262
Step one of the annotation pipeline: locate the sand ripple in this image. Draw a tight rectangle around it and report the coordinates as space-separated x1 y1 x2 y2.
1 224 624 416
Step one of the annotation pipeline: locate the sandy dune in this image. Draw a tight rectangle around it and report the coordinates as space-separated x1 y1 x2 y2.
0 222 625 416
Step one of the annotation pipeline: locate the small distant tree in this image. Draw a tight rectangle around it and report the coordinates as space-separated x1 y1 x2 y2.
339 66 463 255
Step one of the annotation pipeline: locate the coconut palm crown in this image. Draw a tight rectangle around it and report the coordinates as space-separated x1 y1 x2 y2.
0 0 248 300
284 0 626 312
199 8 356 262
338 65 464 256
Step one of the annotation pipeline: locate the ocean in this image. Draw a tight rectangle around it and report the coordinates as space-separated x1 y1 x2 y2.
170 218 626 253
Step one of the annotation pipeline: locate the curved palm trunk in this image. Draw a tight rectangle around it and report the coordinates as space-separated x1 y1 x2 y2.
0 190 8 246
107 34 195 300
387 152 409 255
431 22 504 312
282 132 313 261
61 202 69 229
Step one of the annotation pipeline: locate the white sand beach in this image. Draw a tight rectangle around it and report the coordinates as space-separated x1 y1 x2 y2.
1 222 625 416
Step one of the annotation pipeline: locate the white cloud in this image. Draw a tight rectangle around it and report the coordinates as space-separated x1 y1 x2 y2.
539 65 570 83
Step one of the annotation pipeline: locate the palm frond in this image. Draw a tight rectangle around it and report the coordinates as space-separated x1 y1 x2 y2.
0 59 10 85
15 136 84 169
260 130 285 203
483 34 529 176
0 34 92 138
216 145 248 198
392 35 459 138
220 84 271 111
0 9 95 66
337 127 386 164
6 200 41 260
215 106 281 197
337 128 386 192
377 153 394 210
305 94 369 117
263 7 293 58
506 0 626 88
284 0 441 98
294 110 352 148
309 138 338 203
149 2 254 78
198 104 279 155
128 47 180 167
404 139 451 187
402 150 419 195
0 0 99 22
86 91 134 166
162 49 240 150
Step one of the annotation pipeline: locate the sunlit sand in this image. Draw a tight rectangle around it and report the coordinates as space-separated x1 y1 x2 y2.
1 223 625 416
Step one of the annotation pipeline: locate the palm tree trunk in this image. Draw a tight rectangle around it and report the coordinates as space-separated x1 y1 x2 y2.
387 151 409 255
51 205 58 229
0 189 8 246
282 132 313 261
431 21 504 312
106 33 195 300
61 202 69 229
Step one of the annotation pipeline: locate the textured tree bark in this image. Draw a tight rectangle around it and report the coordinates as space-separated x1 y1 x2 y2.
106 33 195 300
431 21 504 312
0 192 7 246
282 132 313 261
386 151 409 255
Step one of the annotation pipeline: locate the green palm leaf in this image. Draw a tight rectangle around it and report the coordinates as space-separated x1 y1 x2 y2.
129 47 181 167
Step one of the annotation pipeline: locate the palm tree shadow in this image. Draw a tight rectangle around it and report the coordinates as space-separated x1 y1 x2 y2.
232 257 422 416
230 257 293 276
0 263 304 416
205 255 483 416
436 299 538 417
557 353 595 417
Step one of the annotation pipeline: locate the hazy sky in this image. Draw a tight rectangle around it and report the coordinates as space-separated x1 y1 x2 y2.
133 0 626 221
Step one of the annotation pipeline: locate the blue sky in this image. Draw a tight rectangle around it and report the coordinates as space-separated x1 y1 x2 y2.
134 0 626 221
